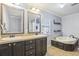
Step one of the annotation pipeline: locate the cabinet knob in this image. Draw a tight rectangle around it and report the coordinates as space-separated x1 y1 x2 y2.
30 52 32 54
30 41 32 43
13 43 16 46
9 44 11 46
30 47 32 49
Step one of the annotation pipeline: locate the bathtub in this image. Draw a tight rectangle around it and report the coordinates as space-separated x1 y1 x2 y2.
51 36 78 51
53 36 78 44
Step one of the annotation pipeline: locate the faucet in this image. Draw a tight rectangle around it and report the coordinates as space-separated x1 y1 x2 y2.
9 34 15 37
69 35 78 40
69 35 74 38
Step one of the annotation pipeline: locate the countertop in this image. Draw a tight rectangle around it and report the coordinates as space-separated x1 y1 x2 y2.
0 34 47 44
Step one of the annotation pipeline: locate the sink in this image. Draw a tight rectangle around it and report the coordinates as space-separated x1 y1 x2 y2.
1 37 17 41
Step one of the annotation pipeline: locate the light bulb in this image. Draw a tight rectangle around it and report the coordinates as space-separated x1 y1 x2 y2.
36 9 40 12
31 8 36 11
59 3 65 8
31 8 40 14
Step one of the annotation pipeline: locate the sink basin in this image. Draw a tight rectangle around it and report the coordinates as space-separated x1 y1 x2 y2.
1 37 17 41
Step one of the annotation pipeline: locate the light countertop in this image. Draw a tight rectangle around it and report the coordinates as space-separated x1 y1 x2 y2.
0 34 47 44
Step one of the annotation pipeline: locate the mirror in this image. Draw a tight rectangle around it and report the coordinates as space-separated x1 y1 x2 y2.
28 12 41 33
1 4 24 34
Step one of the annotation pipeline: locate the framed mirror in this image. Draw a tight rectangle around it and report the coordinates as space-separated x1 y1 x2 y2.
28 12 41 33
1 4 24 34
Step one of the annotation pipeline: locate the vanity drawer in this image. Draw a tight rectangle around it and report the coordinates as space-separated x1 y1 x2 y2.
25 49 35 56
25 45 29 51
29 44 35 49
29 40 35 44
26 40 35 45
25 44 35 51
25 41 30 45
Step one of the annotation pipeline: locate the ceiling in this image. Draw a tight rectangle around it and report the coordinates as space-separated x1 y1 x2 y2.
19 3 79 17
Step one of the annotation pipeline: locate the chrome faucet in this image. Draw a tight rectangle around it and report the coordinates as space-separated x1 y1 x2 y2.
9 34 15 37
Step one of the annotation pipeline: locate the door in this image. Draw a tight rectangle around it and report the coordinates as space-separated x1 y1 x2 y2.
13 41 25 56
42 38 47 55
0 43 12 56
35 39 43 56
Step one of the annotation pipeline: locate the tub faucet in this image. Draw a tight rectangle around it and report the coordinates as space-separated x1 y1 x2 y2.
69 35 78 40
69 35 74 38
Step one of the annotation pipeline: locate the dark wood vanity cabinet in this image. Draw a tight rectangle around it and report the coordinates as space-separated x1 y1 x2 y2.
0 44 12 56
25 37 47 56
35 38 47 56
12 41 25 56
0 37 47 56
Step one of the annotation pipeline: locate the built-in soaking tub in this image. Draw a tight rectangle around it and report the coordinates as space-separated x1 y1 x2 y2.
51 36 78 51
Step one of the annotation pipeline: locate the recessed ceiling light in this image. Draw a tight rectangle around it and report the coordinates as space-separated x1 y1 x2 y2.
59 3 65 8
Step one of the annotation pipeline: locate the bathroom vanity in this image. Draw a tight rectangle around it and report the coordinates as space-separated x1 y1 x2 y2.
0 35 47 56
0 4 47 56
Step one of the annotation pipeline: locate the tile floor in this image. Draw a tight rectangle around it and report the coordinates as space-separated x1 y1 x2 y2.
46 46 79 56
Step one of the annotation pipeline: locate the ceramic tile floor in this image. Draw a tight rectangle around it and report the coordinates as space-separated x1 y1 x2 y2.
46 46 79 56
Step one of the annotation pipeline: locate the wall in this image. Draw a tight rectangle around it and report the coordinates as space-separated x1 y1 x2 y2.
41 11 61 35
62 13 79 37
40 11 61 46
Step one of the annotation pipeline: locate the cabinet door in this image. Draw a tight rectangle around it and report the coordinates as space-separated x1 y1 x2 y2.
42 38 47 55
0 44 12 56
13 41 25 56
26 49 35 56
35 39 43 56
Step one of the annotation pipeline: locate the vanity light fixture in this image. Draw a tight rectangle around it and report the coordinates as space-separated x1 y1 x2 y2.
31 8 40 12
31 8 36 11
36 8 40 12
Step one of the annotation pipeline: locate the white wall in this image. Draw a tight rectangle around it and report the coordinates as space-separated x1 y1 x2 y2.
40 11 61 46
41 11 61 35
41 11 54 46
62 13 79 37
